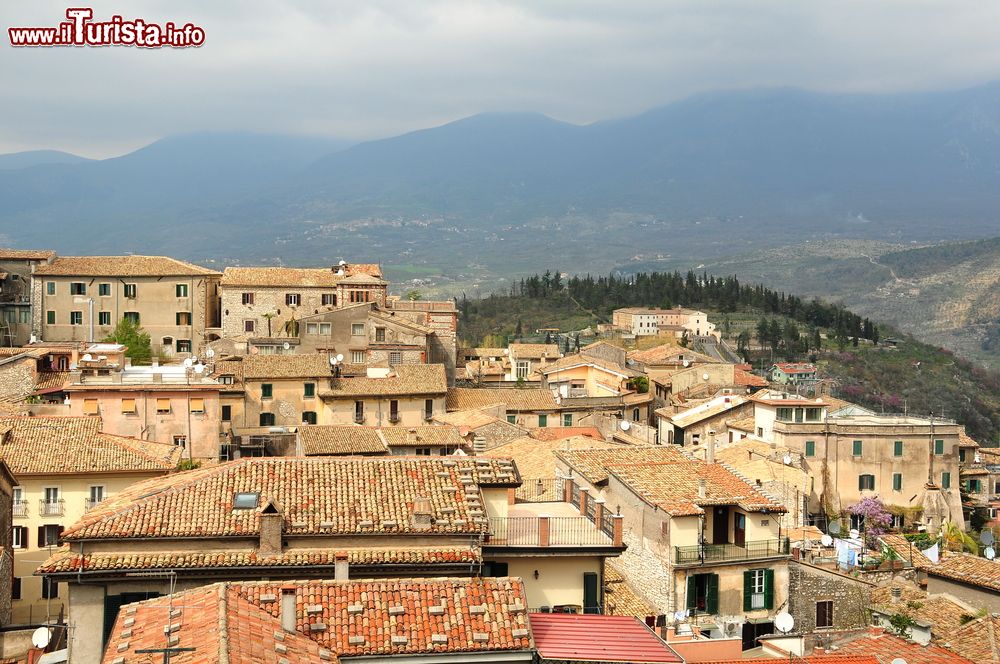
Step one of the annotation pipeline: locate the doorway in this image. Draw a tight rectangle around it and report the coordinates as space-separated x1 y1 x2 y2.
735 512 746 547
712 506 729 544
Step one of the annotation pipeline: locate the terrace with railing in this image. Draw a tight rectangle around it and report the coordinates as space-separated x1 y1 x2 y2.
672 538 790 566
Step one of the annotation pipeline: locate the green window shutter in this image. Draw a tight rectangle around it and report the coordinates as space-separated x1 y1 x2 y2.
743 571 753 611
852 440 863 456
538 414 547 427
763 569 775 610
261 384 272 398
805 440 815 457
934 439 944 455
304 383 315 398
686 576 697 610
507 415 516 424
858 475 865 491
706 574 719 614
893 473 902 491
941 472 951 489
894 440 903 456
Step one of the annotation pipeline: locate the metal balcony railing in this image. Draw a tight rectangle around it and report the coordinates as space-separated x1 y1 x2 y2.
388 413 401 424
673 538 790 565
12 501 28 518
39 499 64 517
354 414 365 424
487 516 613 547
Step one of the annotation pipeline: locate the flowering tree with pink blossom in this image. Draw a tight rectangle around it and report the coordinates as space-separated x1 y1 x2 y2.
848 497 893 549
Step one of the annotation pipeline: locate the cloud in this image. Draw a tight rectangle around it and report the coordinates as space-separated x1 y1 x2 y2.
2 0 1000 157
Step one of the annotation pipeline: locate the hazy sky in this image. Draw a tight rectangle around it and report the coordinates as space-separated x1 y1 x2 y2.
3 0 1000 158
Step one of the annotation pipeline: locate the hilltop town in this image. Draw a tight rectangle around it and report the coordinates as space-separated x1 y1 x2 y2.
0 249 995 664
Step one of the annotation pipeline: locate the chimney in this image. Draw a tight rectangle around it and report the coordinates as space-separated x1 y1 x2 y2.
698 478 707 499
890 586 902 604
281 588 297 633
706 435 715 464
473 436 486 455
335 551 349 580
411 495 433 530
258 501 283 555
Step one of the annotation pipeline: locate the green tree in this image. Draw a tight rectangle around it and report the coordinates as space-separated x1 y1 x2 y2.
104 318 152 364
405 290 422 301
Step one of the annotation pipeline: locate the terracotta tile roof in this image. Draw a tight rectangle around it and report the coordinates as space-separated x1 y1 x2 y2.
299 425 388 456
958 427 981 447
61 456 520 541
714 439 810 493
555 446 690 485
707 658 879 664
433 407 505 429
869 582 973 645
831 630 972 664
0 416 181 475
659 395 748 429
486 435 617 481
344 263 383 278
773 362 817 374
221 266 342 288
239 353 332 379
33 255 218 277
33 370 69 392
379 425 466 447
528 426 604 442
235 577 531 658
604 562 657 621
538 354 634 377
101 583 329 664
447 387 558 412
509 343 560 358
735 369 768 387
608 461 787 516
0 248 55 261
368 310 433 334
529 612 681 663
464 347 508 358
879 534 933 570
211 358 245 383
726 415 756 431
321 364 447 398
923 550 1000 592
40 545 481 574
628 345 717 366
947 614 1000 662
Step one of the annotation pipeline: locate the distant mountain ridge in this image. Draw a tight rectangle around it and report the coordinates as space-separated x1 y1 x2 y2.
0 149 92 170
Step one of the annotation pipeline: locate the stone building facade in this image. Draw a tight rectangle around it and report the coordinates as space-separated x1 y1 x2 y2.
787 560 873 634
0 249 54 347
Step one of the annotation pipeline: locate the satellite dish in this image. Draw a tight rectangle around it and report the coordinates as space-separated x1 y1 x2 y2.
282 342 290 350
339 260 347 266
982 531 995 546
329 356 338 365
82 353 93 362
821 534 833 547
682 360 690 367
205 348 215 358
702 372 710 381
828 521 842 535
849 529 860 540
774 612 794 634
782 454 792 465
194 364 205 374
31 626 51 648
976 453 983 463
891 658 908 664
503 349 509 355
182 358 194 368
336 354 344 362
620 421 631 431
986 546 996 561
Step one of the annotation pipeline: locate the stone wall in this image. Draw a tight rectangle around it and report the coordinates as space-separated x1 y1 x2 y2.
788 560 873 634
0 358 35 402
613 528 674 615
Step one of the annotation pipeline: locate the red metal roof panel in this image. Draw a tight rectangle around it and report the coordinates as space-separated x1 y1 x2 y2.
529 613 682 663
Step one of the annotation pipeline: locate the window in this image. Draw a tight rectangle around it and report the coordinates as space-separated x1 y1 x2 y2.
894 440 903 457
286 293 300 306
156 398 171 414
46 310 55 325
123 283 137 298
852 440 863 456
538 414 548 427
98 311 111 326
858 474 875 491
70 282 86 295
173 436 187 447
41 578 59 600
389 351 402 365
259 412 275 426
960 449 967 463
176 339 191 353
507 415 517 424
18 308 29 324
11 578 20 601
322 293 336 306
70 311 83 326
516 360 529 379
352 323 365 336
941 472 951 489
176 283 188 297
934 439 945 455
805 407 822 422
686 573 719 614
805 440 815 457
563 413 573 427
892 473 902 491
89 485 105 506
891 514 905 529
82 398 99 415
816 600 834 628
121 398 137 414
98 283 111 297
351 350 365 364
219 375 234 385
176 311 192 325
415 448 432 456
632 408 641 422
12 526 27 549
190 398 205 414
304 382 315 398
306 323 318 335
242 292 255 305
46 281 55 295
375 327 386 342
261 384 273 399
233 492 259 509
969 478 982 493
354 400 364 422
743 569 774 611
776 407 793 422
389 399 400 422
39 524 62 547
302 411 317 425
221 405 232 422
123 311 140 325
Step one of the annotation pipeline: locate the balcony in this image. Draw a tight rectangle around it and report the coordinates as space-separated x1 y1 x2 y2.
85 498 103 510
354 414 365 424
13 501 28 518
39 499 64 517
388 413 401 424
673 538 790 566
487 516 616 548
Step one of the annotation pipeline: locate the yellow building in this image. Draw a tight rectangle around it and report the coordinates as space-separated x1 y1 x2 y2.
0 416 180 624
